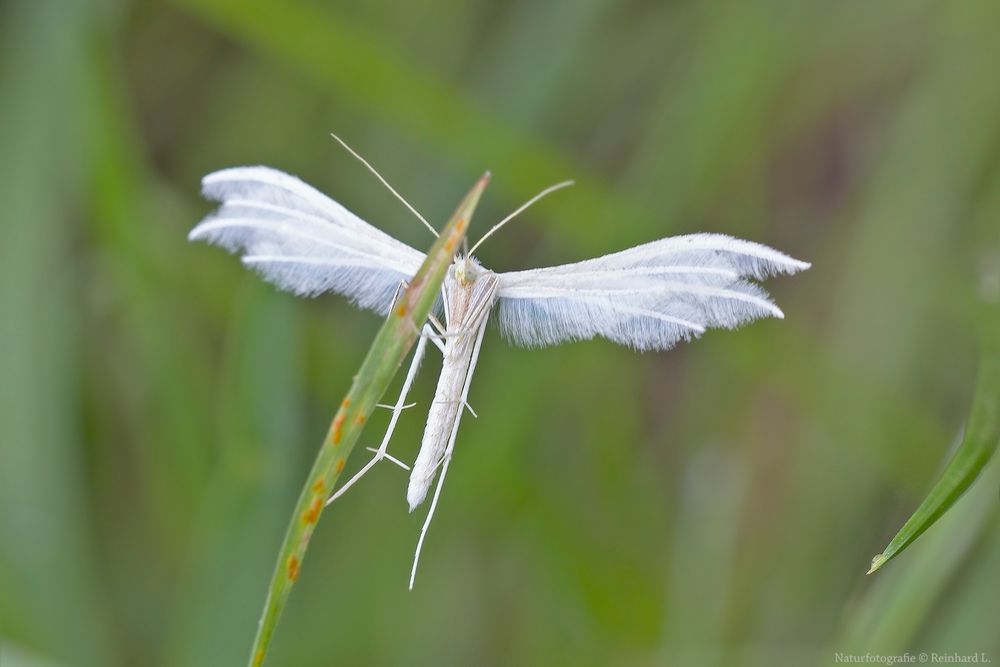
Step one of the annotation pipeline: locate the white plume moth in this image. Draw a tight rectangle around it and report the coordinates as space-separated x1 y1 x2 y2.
189 136 810 588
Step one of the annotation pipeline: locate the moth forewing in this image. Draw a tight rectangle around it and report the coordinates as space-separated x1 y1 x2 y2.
407 266 499 510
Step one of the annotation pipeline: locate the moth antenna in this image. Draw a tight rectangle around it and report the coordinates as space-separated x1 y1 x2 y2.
330 132 438 238
468 180 574 256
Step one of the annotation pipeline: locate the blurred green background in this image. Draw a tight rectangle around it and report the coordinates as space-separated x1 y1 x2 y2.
1 0 998 665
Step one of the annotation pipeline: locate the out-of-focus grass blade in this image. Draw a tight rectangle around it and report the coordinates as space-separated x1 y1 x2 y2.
247 174 488 667
867 304 1000 574
0 3 115 664
170 0 646 252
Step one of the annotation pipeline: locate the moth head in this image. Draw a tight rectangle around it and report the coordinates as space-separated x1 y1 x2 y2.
453 255 480 286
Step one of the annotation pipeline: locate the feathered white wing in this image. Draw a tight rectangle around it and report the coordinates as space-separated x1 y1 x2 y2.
189 167 426 314
496 233 810 351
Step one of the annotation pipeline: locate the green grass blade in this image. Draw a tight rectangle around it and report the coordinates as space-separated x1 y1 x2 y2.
171 0 650 252
837 453 998 652
247 174 488 667
867 304 1000 574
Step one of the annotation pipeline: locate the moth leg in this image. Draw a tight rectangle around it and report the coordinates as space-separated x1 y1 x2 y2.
425 314 448 355
409 450 454 590
409 319 489 589
428 313 447 335
376 402 416 410
389 280 449 352
387 279 409 315
429 397 478 418
366 447 410 471
326 326 431 505
429 307 474 344
410 320 451 350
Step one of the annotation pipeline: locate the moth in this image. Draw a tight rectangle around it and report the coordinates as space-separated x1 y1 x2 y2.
189 140 809 587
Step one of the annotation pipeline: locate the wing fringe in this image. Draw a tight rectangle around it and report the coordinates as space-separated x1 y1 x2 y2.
190 166 426 314
496 233 809 351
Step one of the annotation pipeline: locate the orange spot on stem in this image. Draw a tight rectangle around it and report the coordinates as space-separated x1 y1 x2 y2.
287 555 300 582
312 479 325 494
331 412 345 445
335 457 346 474
252 649 265 667
354 413 365 425
396 303 407 317
302 496 322 524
